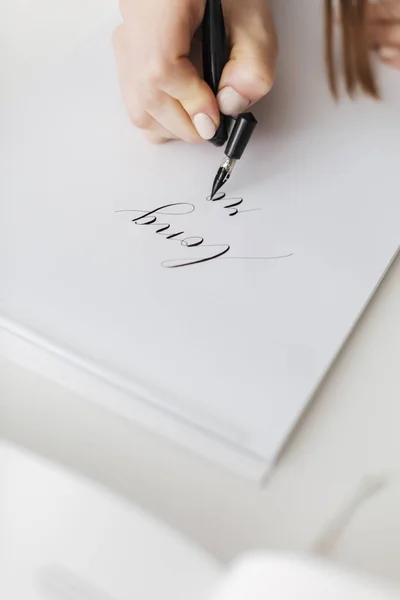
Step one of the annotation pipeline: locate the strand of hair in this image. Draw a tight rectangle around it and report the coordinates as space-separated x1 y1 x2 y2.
325 0 338 99
340 0 357 96
354 0 380 99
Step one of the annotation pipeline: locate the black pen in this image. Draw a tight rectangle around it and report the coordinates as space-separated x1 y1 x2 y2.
202 0 258 198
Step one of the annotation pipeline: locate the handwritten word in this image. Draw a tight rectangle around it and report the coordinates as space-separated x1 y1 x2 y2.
116 204 230 268
116 199 293 269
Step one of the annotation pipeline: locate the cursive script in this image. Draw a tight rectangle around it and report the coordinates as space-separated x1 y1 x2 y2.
116 197 293 269
207 192 261 217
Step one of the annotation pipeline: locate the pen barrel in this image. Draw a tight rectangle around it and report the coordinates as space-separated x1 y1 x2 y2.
225 113 258 160
202 0 228 147
202 0 227 95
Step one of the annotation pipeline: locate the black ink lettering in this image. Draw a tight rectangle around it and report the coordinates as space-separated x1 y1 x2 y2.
180 237 204 248
221 253 294 261
117 203 195 222
166 231 185 240
161 244 231 268
115 204 195 242
116 198 293 270
207 192 242 216
155 223 171 234
206 193 260 217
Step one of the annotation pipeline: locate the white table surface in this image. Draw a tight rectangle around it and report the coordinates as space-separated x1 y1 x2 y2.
1 0 400 584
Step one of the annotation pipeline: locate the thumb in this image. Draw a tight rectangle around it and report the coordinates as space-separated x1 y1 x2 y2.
217 1 278 116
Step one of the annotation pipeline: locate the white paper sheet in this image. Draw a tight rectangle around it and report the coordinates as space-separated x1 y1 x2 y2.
1 1 399 466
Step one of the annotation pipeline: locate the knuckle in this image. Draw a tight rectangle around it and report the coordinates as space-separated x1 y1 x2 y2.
187 130 204 144
118 0 130 20
246 66 274 98
128 107 149 129
143 131 170 145
111 25 123 49
255 61 276 96
146 59 170 89
142 87 169 114
257 74 274 97
254 36 278 97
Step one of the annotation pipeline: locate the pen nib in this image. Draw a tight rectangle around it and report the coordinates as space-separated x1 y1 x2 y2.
211 167 229 200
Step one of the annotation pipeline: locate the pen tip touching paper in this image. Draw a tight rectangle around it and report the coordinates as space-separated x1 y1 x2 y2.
211 167 229 200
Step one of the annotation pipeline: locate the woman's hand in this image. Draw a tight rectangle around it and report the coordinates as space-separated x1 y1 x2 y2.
113 0 278 144
368 0 400 69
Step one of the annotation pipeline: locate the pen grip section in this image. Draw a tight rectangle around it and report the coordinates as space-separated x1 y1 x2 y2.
225 113 258 160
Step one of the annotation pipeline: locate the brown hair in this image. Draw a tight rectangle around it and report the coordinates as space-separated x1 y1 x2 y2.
325 0 379 99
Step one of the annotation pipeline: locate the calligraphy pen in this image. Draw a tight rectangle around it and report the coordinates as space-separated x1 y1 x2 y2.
202 0 257 198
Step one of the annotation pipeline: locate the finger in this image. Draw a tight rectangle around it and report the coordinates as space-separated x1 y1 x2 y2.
143 130 177 144
368 23 400 48
119 97 178 143
146 90 206 143
113 26 154 130
379 46 400 69
158 58 220 140
217 0 278 115
134 8 219 140
114 16 219 143
367 1 400 23
142 118 179 144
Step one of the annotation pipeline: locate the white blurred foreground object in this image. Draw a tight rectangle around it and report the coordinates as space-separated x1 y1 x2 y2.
1 441 399 600
209 554 400 600
0 441 220 600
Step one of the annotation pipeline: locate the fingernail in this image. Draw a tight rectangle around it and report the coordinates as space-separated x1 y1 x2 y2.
380 46 400 60
217 87 250 116
193 113 217 140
